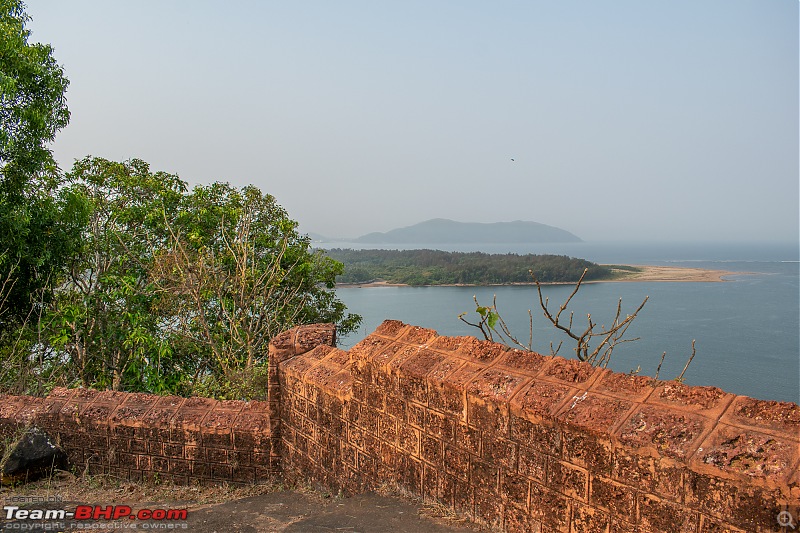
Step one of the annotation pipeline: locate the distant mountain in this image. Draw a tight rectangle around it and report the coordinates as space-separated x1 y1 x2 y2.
354 219 582 244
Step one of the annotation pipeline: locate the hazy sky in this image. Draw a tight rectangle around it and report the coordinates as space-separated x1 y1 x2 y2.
24 1 799 242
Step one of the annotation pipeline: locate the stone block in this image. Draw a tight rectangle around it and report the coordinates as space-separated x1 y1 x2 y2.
685 470 788 530
509 380 575 423
427 356 466 383
647 381 734 419
398 324 438 345
697 515 747 532
560 426 613 475
495 349 548 378
501 470 530 509
467 394 510 436
503 502 542 533
428 380 466 418
569 500 610 533
719 396 800 440
558 390 633 430
483 436 517 471
348 335 396 365
518 445 548 482
529 481 570 531
373 319 407 339
468 368 530 406
443 445 471 481
294 323 336 354
612 452 685 503
639 493 700 533
589 371 654 402
421 434 443 466
425 409 455 442
692 423 798 484
451 336 507 363
454 422 482 456
615 405 711 461
538 356 604 389
510 415 561 457
589 475 637 521
0 395 35 426
547 458 588 501
398 424 421 456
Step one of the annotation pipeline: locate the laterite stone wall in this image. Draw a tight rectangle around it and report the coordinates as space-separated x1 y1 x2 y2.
0 388 276 485
277 320 800 533
0 320 797 532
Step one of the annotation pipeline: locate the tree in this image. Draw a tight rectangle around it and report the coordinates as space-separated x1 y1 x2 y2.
0 0 75 337
149 181 360 398
32 157 360 399
0 0 70 194
41 157 186 393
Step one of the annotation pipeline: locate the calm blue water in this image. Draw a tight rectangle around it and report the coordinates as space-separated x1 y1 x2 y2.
330 241 799 403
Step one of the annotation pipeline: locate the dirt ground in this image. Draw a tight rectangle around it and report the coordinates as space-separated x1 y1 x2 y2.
0 473 485 532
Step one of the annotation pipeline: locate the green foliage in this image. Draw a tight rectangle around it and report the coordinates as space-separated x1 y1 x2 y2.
0 1 76 337
0 0 69 195
328 248 615 286
5 157 360 398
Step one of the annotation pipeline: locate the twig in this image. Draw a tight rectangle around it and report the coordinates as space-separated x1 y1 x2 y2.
654 351 666 381
676 340 696 382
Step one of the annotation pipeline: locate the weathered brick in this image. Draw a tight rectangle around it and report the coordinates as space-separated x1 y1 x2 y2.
483 436 517 470
425 409 455 441
720 396 800 439
421 434 443 466
615 405 710 460
501 471 530 508
470 458 499 491
510 415 561 456
589 476 637 521
570 500 610 533
639 493 699 533
510 380 574 423
529 481 570 531
454 422 482 455
685 470 788 530
398 424 421 456
518 445 548 482
560 427 612 474
547 458 588 502
467 394 510 436
540 356 604 388
692 423 798 484
443 445 470 481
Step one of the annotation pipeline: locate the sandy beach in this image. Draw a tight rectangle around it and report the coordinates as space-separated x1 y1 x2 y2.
337 264 738 288
602 264 736 283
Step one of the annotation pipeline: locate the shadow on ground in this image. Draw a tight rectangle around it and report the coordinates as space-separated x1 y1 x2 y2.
185 491 482 533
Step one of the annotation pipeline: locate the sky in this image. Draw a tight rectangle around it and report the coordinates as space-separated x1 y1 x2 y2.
23 1 799 243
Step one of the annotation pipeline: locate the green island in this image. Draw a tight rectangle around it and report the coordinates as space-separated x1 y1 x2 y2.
326 248 640 286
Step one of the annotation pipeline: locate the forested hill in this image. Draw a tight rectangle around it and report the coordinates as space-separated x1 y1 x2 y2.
354 219 582 244
326 249 621 286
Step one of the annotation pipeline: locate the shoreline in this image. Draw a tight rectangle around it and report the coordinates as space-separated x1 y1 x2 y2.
336 264 741 288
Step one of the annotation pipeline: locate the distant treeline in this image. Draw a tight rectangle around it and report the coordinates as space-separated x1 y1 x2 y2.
325 249 620 286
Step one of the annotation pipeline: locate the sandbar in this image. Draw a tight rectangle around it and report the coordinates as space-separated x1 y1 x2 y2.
604 265 737 283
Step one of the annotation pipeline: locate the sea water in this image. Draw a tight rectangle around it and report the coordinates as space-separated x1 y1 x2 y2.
330 241 799 403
